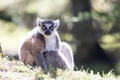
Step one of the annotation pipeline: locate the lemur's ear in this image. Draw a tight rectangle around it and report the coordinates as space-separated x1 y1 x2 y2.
36 17 43 27
54 19 60 28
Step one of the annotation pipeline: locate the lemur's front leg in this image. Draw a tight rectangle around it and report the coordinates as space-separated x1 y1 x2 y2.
29 50 47 72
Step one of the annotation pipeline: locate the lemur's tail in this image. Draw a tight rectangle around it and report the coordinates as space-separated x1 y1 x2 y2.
60 42 74 70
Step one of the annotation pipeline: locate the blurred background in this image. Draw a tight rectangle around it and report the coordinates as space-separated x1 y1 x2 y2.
0 0 120 74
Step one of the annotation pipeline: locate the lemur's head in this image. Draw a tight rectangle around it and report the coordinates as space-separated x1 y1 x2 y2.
36 18 60 37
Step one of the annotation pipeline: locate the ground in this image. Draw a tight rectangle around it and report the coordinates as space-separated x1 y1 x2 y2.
0 57 119 80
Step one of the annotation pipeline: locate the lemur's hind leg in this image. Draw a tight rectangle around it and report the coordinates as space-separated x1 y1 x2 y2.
19 50 35 66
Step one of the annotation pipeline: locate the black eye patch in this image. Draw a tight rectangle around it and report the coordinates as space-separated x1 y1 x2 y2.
42 25 47 30
49 26 54 30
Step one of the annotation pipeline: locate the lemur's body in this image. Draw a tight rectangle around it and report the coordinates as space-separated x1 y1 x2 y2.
18 18 74 71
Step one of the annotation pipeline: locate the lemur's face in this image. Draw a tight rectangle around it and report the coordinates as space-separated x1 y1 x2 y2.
37 18 60 36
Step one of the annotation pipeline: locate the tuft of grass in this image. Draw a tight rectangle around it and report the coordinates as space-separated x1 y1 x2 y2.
0 57 119 80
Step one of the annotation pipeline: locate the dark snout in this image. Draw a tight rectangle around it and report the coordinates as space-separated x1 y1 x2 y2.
45 30 51 35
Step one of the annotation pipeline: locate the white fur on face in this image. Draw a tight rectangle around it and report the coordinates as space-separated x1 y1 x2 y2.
38 23 57 37
38 26 45 36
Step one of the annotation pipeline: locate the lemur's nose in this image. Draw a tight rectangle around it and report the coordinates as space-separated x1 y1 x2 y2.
45 30 51 35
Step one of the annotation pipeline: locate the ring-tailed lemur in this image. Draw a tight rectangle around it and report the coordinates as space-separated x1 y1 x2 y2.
18 18 74 71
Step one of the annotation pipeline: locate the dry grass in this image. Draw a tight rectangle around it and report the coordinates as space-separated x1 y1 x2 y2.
0 57 119 80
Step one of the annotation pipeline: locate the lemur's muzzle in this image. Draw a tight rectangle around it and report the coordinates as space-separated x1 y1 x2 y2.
45 30 51 35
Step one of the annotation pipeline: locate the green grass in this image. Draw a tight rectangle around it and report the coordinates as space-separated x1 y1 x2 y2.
0 57 119 80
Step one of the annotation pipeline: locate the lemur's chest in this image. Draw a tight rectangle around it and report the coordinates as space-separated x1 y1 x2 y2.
45 36 57 50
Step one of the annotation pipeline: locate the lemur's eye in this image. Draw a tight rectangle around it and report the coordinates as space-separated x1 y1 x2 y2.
49 26 54 30
42 25 46 30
